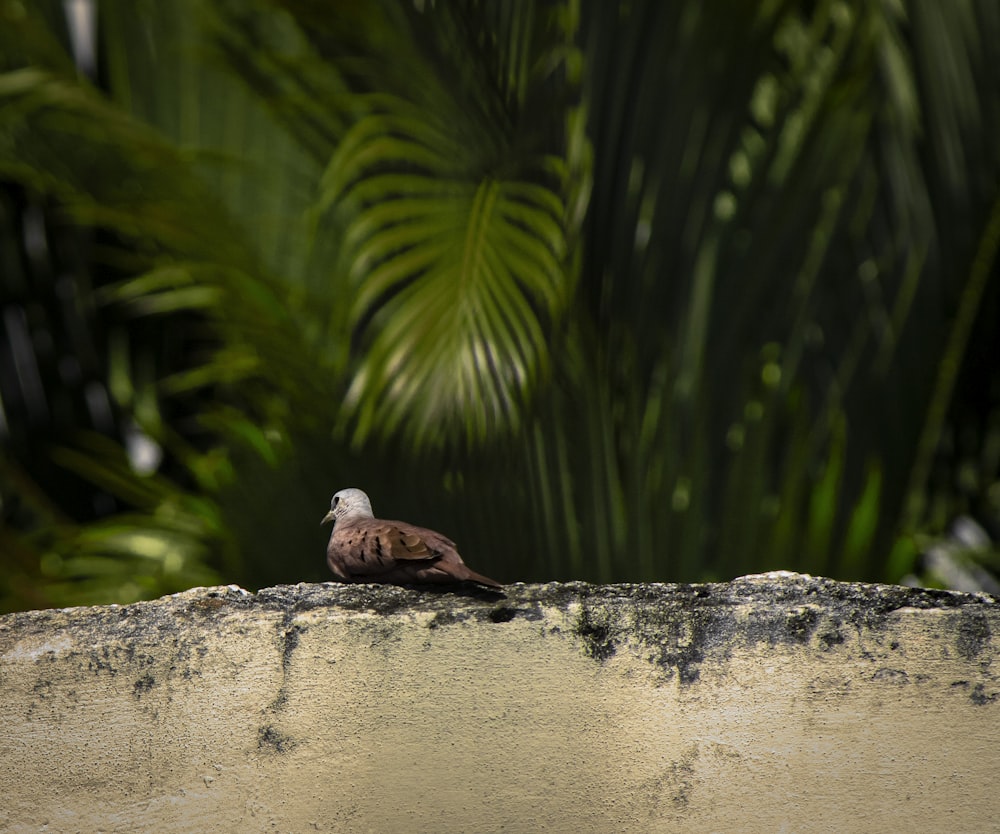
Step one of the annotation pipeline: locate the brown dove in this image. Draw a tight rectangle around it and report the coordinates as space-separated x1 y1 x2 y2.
321 488 503 589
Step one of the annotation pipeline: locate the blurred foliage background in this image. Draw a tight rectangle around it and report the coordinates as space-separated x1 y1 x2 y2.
1 0 999 612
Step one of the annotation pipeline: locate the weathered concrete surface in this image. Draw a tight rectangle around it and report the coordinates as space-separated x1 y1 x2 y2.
0 572 997 833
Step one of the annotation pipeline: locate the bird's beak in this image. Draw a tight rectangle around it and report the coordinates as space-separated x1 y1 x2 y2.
321 510 336 526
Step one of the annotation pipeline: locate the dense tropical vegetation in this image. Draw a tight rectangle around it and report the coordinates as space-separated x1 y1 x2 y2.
1 0 998 612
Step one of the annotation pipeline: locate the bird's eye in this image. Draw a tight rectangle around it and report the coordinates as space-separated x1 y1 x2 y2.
333 496 340 508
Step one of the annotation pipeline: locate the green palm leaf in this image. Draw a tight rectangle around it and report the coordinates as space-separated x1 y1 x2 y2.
300 3 586 448
325 102 571 445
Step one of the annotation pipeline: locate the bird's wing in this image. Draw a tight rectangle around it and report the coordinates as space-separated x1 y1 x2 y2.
333 520 446 568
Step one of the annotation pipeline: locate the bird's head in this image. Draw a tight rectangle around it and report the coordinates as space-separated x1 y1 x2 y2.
321 487 375 527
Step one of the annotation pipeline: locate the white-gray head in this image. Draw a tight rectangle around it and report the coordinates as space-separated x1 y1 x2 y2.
321 488 375 527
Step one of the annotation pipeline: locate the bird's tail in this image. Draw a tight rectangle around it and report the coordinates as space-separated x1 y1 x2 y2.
462 567 504 590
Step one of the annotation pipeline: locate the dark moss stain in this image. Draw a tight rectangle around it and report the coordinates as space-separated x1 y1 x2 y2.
570 599 720 682
32 679 53 698
281 623 303 672
130 649 157 669
872 668 909 684
257 725 295 753
267 614 306 713
427 610 461 629
969 683 998 706
636 745 701 818
576 608 617 661
88 647 117 676
133 674 155 698
956 611 991 660
785 607 821 642
649 614 717 684
817 623 846 650
479 604 542 624
488 606 517 624
25 680 53 719
665 748 699 809
658 643 705 685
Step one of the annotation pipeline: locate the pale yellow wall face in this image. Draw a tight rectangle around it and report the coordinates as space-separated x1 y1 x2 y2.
1 574 998 833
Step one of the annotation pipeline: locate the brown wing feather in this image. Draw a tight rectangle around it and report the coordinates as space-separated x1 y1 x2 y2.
383 525 437 561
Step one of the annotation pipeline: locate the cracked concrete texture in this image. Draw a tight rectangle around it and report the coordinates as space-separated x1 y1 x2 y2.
0 572 998 832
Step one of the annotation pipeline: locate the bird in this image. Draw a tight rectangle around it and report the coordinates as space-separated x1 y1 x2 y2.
321 488 503 590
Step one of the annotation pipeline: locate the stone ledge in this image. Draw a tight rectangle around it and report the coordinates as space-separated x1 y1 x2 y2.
1 573 997 832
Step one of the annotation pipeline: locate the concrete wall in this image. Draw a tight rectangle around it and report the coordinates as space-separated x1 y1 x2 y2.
1 572 997 833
